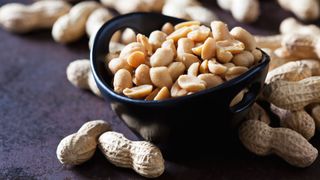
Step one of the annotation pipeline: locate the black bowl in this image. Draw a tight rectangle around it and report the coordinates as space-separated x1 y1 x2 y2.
91 12 270 157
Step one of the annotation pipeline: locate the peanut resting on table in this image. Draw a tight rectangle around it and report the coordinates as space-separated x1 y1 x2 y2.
107 20 262 100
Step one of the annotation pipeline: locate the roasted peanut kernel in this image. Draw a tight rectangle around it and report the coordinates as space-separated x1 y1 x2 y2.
201 37 216 59
252 49 262 63
210 21 232 41
127 51 145 68
108 57 132 74
171 80 188 97
119 42 146 60
161 39 177 57
149 30 167 50
150 67 173 88
168 62 186 81
192 44 203 56
161 22 174 35
154 87 170 100
145 88 160 100
200 60 209 73
136 33 153 55
134 64 152 85
230 90 245 107
177 53 201 68
166 26 192 42
174 21 201 30
187 62 200 76
230 27 256 51
121 28 136 45
198 73 224 88
178 75 207 92
113 69 133 93
208 60 228 75
216 39 245 54
217 48 233 63
123 85 153 99
224 62 235 68
232 51 255 67
187 25 211 42
150 48 174 67
225 66 248 80
177 38 195 55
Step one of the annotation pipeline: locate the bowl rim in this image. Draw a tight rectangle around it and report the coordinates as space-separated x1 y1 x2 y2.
91 13 270 105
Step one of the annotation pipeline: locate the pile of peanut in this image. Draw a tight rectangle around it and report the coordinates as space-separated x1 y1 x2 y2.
107 20 262 100
238 17 320 168
57 120 165 178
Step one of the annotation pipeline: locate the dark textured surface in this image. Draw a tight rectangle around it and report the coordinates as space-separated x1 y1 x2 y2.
1 0 320 179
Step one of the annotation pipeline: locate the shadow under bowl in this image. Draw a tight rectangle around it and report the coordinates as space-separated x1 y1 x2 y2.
91 12 270 158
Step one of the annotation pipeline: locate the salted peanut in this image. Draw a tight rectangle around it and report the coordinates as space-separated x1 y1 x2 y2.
210 21 232 41
127 51 145 68
177 38 195 55
201 37 216 60
263 76 320 111
187 25 210 42
239 120 318 168
271 105 315 140
149 30 167 50
161 22 174 35
216 39 245 63
177 53 201 68
225 66 248 80
108 57 132 74
166 26 192 42
224 62 235 68
246 103 270 124
145 88 160 100
277 0 319 21
217 39 246 54
198 73 224 88
113 69 133 93
208 60 228 75
121 28 136 45
192 44 203 56
266 61 312 84
251 49 263 63
178 75 206 92
136 33 153 56
150 48 174 67
123 85 153 99
310 104 320 129
119 42 146 60
230 90 246 107
171 80 188 97
230 27 256 51
161 39 177 57
187 62 200 76
150 67 173 88
174 21 200 30
108 42 125 53
199 60 209 73
232 51 254 67
168 62 186 81
134 64 152 85
154 87 170 100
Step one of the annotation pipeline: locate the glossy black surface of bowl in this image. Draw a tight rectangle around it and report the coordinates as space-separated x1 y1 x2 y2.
91 13 269 157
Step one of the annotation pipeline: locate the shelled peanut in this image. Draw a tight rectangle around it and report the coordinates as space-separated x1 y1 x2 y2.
107 20 262 101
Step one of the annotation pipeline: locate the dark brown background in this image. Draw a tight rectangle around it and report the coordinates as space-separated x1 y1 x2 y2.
1 0 320 179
